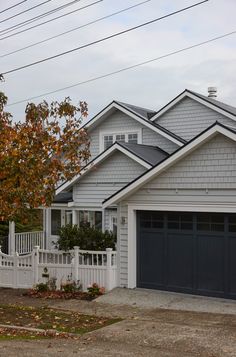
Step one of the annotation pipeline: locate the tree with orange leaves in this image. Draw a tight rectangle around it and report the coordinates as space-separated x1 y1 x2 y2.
0 85 90 222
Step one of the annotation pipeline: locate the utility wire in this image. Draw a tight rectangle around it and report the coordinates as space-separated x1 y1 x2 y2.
0 0 102 40
0 0 27 15
0 0 80 32
1 0 152 58
1 0 209 76
0 0 53 25
6 31 235 107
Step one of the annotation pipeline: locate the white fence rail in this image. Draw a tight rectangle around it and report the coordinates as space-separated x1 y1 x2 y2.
0 246 117 292
15 231 45 255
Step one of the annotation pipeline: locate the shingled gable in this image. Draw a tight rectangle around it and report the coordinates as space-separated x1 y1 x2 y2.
82 101 185 146
55 141 158 195
150 89 236 122
103 122 236 208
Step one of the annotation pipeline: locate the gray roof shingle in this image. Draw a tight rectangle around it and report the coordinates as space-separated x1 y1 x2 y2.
117 101 156 119
119 142 168 166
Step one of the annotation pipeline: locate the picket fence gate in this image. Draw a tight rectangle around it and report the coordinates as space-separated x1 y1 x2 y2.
0 246 117 292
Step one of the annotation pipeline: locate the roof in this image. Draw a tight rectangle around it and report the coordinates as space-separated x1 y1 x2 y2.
116 101 156 120
53 191 73 204
188 90 236 117
56 141 155 195
103 121 236 208
119 142 168 166
151 89 236 122
82 101 185 146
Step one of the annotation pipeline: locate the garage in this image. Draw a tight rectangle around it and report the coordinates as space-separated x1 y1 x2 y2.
137 211 236 299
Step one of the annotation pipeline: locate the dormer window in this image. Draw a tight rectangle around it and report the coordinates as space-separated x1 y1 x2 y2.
100 130 141 151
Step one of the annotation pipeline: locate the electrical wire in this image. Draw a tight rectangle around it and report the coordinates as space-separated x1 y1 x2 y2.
7 30 235 107
0 0 152 58
1 0 209 75
0 0 54 24
0 0 102 40
0 0 81 32
0 1 27 15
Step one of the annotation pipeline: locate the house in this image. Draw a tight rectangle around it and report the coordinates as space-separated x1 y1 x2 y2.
44 87 236 300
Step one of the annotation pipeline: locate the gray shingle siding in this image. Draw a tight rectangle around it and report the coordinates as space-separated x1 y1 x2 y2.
73 151 146 206
154 97 236 141
88 111 179 159
118 133 236 287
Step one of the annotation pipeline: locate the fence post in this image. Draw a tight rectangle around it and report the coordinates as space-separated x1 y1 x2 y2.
13 251 19 288
73 246 79 283
9 221 15 255
106 248 113 291
33 246 40 285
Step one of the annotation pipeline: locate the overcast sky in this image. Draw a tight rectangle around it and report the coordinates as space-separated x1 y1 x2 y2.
1 0 235 123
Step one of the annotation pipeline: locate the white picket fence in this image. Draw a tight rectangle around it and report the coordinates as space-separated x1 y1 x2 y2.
0 246 117 292
15 231 45 254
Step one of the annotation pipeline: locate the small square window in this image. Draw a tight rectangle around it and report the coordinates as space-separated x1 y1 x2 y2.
128 133 138 144
104 135 113 149
116 134 125 142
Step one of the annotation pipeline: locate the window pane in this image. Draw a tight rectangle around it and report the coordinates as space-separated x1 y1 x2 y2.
116 134 125 142
104 135 113 150
95 211 102 230
128 133 138 144
51 210 61 235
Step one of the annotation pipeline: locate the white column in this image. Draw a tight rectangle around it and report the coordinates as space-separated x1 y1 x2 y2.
72 210 78 225
73 246 80 284
9 221 15 255
33 245 40 285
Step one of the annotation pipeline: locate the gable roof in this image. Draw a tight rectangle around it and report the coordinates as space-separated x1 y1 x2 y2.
56 141 158 195
103 122 236 208
116 101 156 119
151 89 236 122
83 101 185 146
53 191 73 204
119 142 168 166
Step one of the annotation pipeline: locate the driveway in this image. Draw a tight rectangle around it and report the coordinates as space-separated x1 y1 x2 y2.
0 288 236 356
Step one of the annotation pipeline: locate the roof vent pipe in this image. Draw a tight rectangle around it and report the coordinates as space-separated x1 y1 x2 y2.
208 87 217 98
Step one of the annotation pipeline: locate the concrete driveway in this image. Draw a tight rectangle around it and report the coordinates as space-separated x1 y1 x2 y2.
0 288 236 356
97 287 236 315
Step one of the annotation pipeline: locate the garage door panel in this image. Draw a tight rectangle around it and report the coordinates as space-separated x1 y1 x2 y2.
138 230 165 288
197 234 225 294
229 236 236 296
167 233 194 290
137 211 236 299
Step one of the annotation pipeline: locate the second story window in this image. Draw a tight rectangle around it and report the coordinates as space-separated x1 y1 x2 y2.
101 131 141 151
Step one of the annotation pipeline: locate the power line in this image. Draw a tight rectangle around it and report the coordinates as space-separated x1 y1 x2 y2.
0 1 27 15
1 0 152 58
0 0 102 40
1 0 209 76
0 0 80 32
0 0 53 25
7 30 234 108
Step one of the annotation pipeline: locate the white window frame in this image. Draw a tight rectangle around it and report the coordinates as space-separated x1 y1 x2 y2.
99 129 142 152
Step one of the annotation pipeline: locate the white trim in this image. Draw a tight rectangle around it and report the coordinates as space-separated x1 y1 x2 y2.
127 202 236 289
103 124 236 208
151 91 236 122
56 142 152 195
86 102 183 146
99 128 142 152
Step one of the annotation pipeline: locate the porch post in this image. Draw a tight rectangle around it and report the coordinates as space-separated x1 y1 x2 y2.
72 210 78 225
9 221 15 255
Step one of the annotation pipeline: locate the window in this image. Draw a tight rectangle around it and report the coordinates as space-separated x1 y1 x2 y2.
65 211 72 225
116 134 125 143
128 133 138 144
104 135 113 150
51 210 61 235
101 131 140 151
79 211 102 230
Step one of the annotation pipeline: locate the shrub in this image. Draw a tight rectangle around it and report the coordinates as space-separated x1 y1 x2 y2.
87 283 105 299
35 282 49 292
55 225 116 251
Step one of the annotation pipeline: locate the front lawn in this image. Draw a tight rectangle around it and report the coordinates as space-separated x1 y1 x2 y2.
0 304 120 339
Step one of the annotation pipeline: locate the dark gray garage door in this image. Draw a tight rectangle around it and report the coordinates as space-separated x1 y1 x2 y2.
137 211 236 299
